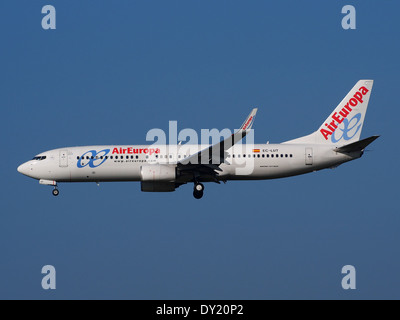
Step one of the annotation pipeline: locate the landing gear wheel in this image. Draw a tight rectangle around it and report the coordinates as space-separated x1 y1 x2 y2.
193 183 204 199
52 189 59 197
193 190 204 199
195 183 204 192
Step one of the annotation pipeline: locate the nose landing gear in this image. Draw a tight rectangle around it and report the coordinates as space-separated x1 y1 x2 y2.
193 183 204 199
52 187 59 197
39 179 59 197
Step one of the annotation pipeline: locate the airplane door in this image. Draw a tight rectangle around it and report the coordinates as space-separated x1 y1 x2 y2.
305 147 313 165
59 150 68 167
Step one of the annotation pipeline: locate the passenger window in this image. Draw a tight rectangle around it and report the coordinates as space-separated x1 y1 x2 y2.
243 154 246 158
262 154 265 158
110 156 113 159
136 155 139 159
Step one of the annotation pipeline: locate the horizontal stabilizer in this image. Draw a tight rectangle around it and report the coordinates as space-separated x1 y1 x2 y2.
335 135 380 153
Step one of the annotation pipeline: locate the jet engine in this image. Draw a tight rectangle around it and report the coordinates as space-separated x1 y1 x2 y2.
140 165 176 192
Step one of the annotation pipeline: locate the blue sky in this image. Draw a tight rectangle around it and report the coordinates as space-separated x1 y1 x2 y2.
1 0 399 299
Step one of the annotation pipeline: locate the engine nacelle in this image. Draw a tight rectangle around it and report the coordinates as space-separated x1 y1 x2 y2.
140 164 176 182
140 165 176 192
141 181 176 192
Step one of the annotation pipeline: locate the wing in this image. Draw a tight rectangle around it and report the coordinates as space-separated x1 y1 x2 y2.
177 108 258 182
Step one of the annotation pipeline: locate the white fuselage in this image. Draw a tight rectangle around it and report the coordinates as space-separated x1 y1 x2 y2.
16 80 376 198
17 144 358 184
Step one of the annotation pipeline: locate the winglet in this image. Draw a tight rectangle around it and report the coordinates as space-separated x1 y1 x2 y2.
240 108 258 130
178 108 259 166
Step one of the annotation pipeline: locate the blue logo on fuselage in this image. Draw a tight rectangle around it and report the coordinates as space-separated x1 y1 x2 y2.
77 149 110 168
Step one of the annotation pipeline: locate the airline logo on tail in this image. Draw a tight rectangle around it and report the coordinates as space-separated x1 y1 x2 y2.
320 86 369 141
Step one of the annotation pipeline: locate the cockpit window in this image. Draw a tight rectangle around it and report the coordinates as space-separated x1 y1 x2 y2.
32 156 47 161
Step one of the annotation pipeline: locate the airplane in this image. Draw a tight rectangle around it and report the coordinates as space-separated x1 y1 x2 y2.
17 80 379 199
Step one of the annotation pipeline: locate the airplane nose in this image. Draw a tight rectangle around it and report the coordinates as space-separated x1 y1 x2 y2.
17 163 29 176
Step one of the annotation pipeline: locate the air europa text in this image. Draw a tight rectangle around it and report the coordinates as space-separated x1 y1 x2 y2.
112 147 161 155
320 86 369 140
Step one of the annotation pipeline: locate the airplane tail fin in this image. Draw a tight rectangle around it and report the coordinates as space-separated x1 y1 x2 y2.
283 80 374 145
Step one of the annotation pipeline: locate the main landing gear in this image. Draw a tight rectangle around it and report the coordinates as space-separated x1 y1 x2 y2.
193 183 204 199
